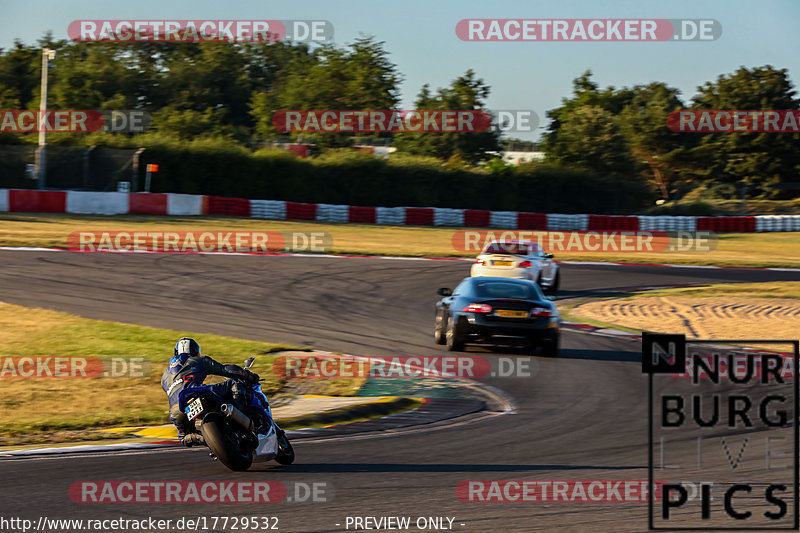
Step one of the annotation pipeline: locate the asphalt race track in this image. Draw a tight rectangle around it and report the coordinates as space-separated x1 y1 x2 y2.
0 250 798 532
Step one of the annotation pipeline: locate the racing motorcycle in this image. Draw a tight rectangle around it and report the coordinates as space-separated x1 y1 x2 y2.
178 356 294 471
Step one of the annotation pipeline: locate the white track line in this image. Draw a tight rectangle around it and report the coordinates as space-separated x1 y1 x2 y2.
1 246 798 271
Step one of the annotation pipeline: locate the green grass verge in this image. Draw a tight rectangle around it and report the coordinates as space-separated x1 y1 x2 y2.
0 301 362 442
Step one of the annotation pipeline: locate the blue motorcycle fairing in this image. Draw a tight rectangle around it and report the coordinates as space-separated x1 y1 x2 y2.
180 382 272 422
249 383 272 420
178 385 225 412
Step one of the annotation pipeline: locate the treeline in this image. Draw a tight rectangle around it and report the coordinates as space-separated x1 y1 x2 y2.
0 34 498 163
140 147 648 213
544 69 800 202
0 34 799 208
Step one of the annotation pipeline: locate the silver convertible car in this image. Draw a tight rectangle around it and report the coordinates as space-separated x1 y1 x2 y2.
469 239 560 294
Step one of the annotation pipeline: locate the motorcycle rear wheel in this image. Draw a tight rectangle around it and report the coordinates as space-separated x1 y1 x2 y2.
201 414 253 471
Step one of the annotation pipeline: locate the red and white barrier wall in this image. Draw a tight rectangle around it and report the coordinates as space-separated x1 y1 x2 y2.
1 189 799 232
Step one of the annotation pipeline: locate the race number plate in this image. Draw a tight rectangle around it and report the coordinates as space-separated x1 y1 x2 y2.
185 397 204 421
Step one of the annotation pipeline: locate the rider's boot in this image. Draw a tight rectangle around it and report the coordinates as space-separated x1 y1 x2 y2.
181 434 204 447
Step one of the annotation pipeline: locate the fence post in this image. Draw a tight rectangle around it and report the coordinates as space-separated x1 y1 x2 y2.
132 147 145 191
83 146 95 190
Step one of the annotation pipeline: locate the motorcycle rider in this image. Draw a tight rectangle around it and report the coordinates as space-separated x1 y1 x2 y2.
161 337 263 447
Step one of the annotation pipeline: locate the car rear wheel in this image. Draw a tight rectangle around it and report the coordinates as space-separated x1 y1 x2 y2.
539 332 560 357
547 271 560 295
434 310 447 345
446 316 465 351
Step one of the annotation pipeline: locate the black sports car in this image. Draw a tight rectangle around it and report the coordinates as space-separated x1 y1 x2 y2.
434 277 560 355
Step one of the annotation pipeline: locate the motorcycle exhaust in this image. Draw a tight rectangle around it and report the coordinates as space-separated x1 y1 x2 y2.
221 403 252 431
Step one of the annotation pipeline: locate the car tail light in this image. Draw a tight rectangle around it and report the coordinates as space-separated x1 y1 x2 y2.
518 261 532 268
462 303 492 313
475 258 486 265
530 307 556 317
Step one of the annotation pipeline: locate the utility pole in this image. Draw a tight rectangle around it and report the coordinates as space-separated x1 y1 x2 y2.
132 148 145 191
35 48 56 189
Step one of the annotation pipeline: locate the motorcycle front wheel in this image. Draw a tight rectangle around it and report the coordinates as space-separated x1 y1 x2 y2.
200 413 253 471
275 429 295 465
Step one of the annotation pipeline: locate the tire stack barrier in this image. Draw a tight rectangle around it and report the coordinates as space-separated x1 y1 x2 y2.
348 206 377 224
587 215 640 231
205 196 251 217
404 208 435 226
316 203 349 223
489 211 518 229
375 206 405 225
517 212 548 230
250 199 286 219
697 216 756 232
547 214 589 231
463 209 491 227
432 208 465 227
285 202 318 221
0 189 797 233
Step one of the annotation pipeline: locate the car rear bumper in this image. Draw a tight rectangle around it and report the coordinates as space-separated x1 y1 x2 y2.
459 313 559 339
470 265 532 280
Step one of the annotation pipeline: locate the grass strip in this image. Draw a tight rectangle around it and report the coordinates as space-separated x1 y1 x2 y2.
1 213 800 268
0 302 362 441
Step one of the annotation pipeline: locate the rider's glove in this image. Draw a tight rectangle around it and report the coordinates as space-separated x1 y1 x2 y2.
245 370 260 384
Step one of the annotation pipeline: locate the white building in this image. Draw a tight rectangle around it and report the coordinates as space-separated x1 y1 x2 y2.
501 150 546 165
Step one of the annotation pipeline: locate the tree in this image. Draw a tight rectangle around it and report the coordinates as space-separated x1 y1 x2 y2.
249 37 401 146
544 71 640 176
544 70 634 145
688 65 800 198
393 70 500 164
617 82 692 198
0 40 39 108
47 42 140 109
158 44 251 129
546 105 637 176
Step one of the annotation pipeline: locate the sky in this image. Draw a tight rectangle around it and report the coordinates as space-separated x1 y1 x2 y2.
1 0 799 141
